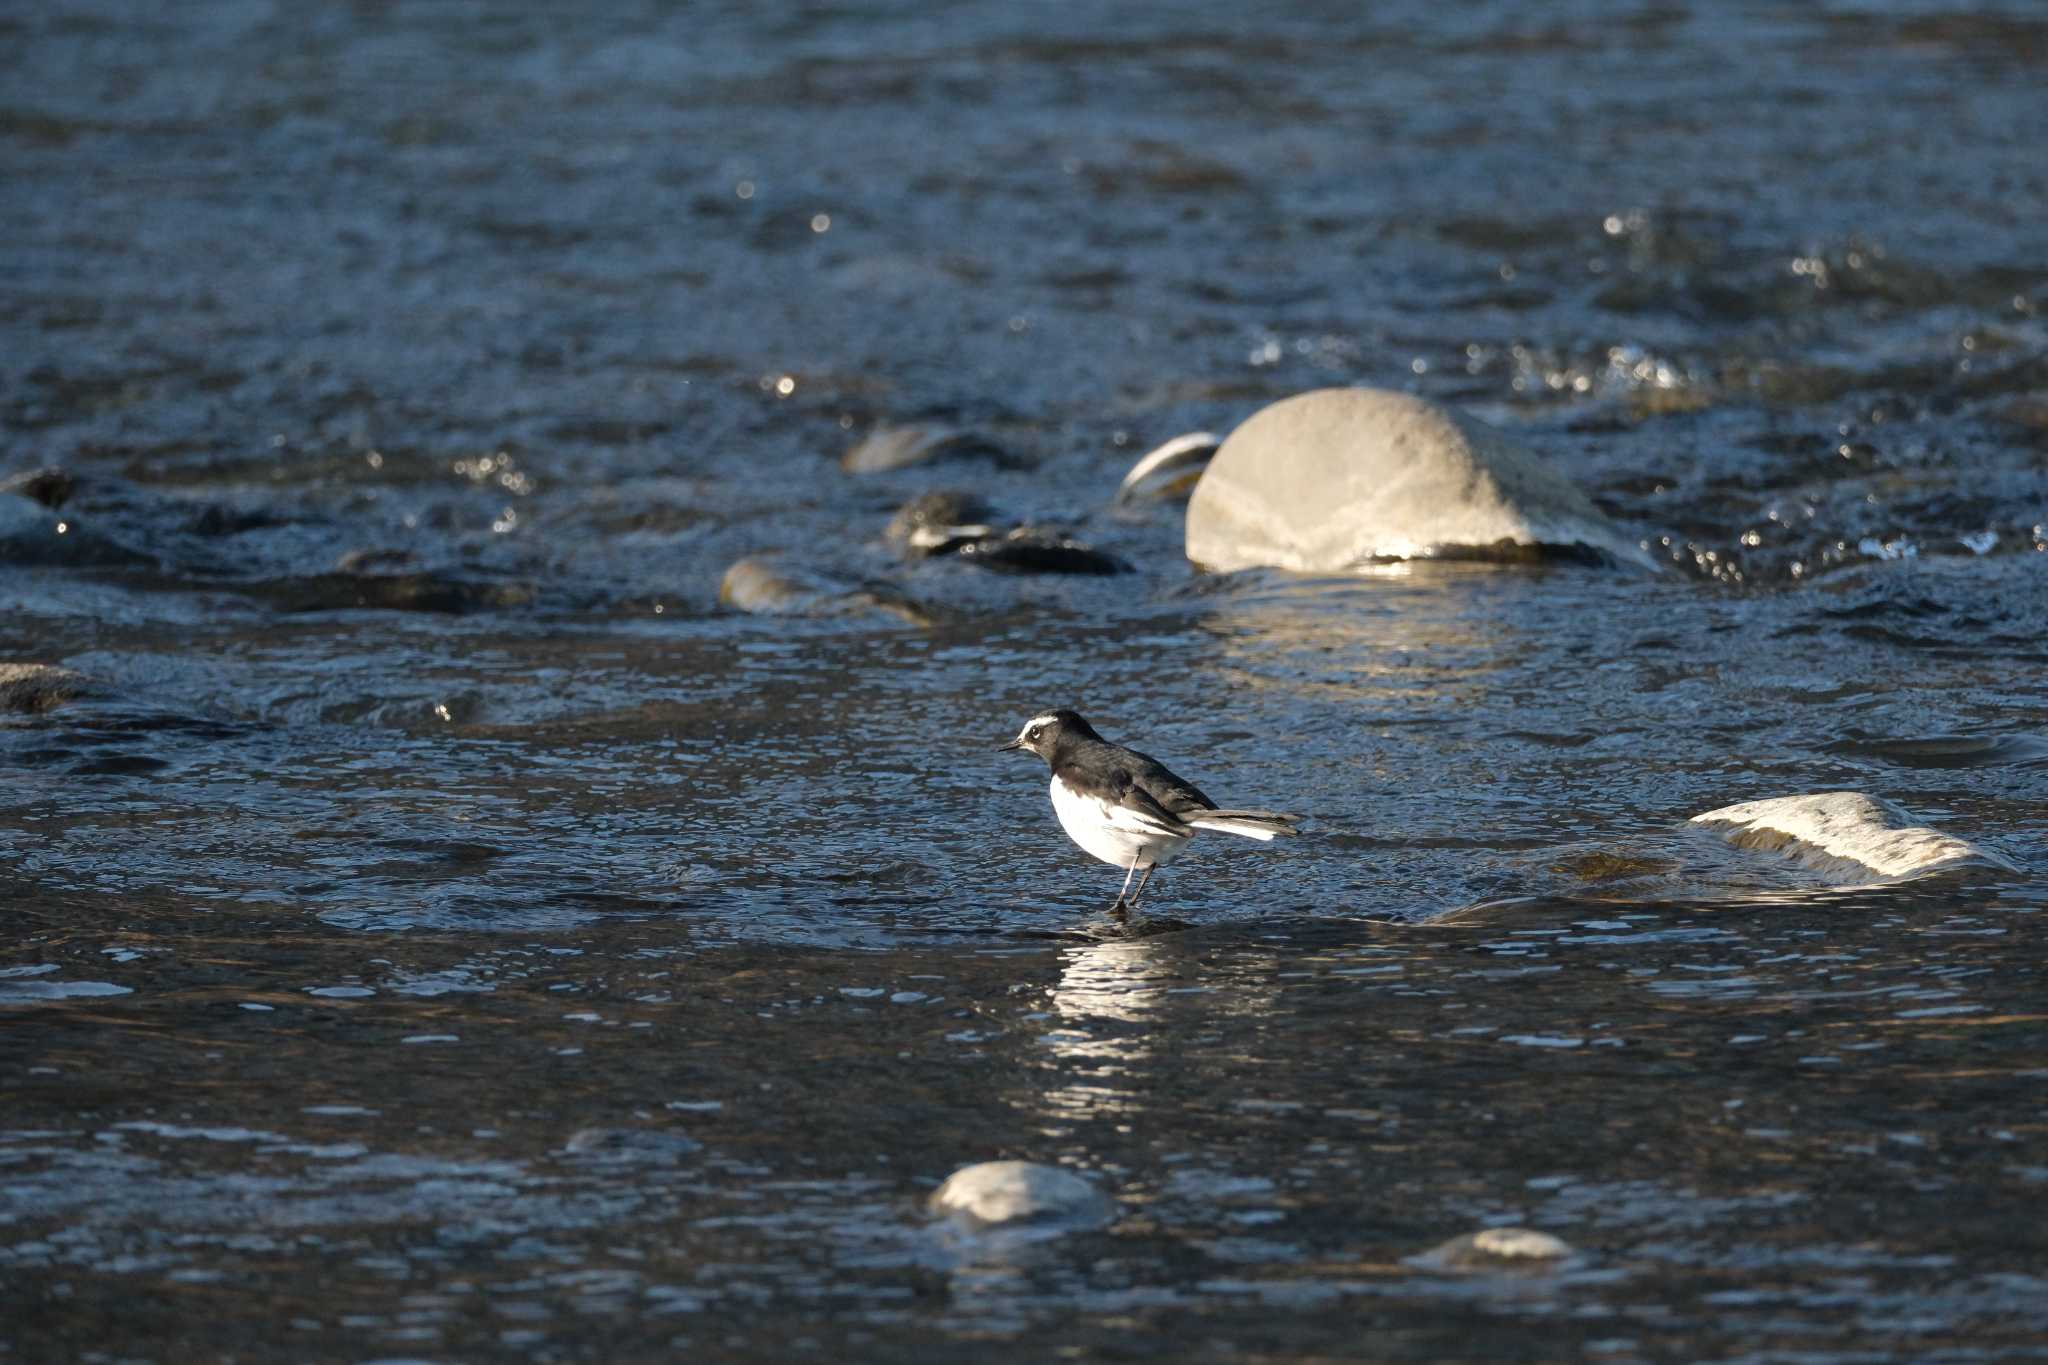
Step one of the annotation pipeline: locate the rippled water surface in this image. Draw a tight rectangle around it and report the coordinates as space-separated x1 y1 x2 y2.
5 2 2048 1360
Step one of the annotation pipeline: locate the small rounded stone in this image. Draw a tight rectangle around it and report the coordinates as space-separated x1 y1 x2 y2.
928 1160 1114 1228
1411 1226 1575 1272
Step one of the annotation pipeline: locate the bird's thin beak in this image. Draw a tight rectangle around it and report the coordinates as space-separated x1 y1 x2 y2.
996 738 1025 752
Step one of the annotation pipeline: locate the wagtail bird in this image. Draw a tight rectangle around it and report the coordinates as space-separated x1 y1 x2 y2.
998 709 1300 912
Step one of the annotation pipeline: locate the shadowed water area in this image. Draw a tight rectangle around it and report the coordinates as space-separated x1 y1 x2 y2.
4 1 2048 1359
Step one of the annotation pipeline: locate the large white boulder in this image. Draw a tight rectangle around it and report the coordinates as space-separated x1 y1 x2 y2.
1183 388 1657 572
1692 791 2019 880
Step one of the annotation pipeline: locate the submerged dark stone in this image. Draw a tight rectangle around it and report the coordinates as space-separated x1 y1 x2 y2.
885 491 999 556
954 527 1130 575
886 494 1127 574
0 467 77 509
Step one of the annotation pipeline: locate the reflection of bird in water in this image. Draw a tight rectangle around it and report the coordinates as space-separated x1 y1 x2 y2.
998 709 1300 915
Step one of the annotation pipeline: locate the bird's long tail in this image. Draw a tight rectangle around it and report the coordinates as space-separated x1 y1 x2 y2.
1186 810 1302 842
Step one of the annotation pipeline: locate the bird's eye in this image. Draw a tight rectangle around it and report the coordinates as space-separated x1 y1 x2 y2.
1028 726 1043 741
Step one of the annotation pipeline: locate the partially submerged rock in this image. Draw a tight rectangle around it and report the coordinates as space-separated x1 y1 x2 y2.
885 494 1129 575
1692 791 2019 880
928 1160 1115 1229
886 492 999 555
719 555 931 625
1115 431 1221 504
0 467 77 509
0 663 95 715
843 424 1010 475
1183 388 1658 572
1408 1227 1576 1273
955 527 1129 575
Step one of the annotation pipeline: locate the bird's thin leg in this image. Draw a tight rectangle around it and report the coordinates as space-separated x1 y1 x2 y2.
1112 860 1139 913
1128 863 1158 908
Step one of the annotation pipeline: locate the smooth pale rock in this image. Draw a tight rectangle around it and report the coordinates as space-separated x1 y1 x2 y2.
1184 388 1658 572
928 1160 1115 1228
1115 431 1221 504
0 663 94 714
718 555 931 626
1410 1227 1575 1273
1692 791 2019 879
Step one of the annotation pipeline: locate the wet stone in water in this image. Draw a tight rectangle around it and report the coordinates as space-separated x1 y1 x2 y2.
1692 791 2020 881
0 466 76 508
0 663 96 715
886 491 999 556
1114 431 1221 505
1183 387 1660 573
954 526 1130 576
929 1160 1116 1229
886 493 1129 574
1409 1227 1576 1273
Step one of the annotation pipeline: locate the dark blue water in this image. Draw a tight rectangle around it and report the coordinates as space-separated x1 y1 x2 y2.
4 2 2046 1359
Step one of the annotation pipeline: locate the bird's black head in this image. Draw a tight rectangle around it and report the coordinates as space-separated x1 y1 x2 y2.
996 708 1099 762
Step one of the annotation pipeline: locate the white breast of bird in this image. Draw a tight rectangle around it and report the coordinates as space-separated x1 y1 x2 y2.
1049 775 1192 870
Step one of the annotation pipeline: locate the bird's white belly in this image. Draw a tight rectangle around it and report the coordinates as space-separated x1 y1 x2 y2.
1049 776 1190 869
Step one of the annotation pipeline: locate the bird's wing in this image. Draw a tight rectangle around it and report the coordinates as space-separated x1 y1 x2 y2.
1126 752 1216 819
1111 768 1200 831
1053 757 1191 837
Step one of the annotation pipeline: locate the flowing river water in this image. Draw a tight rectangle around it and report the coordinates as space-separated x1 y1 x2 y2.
4 2 2047 1360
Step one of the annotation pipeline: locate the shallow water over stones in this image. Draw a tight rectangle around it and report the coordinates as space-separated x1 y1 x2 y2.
5 1 2048 1360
